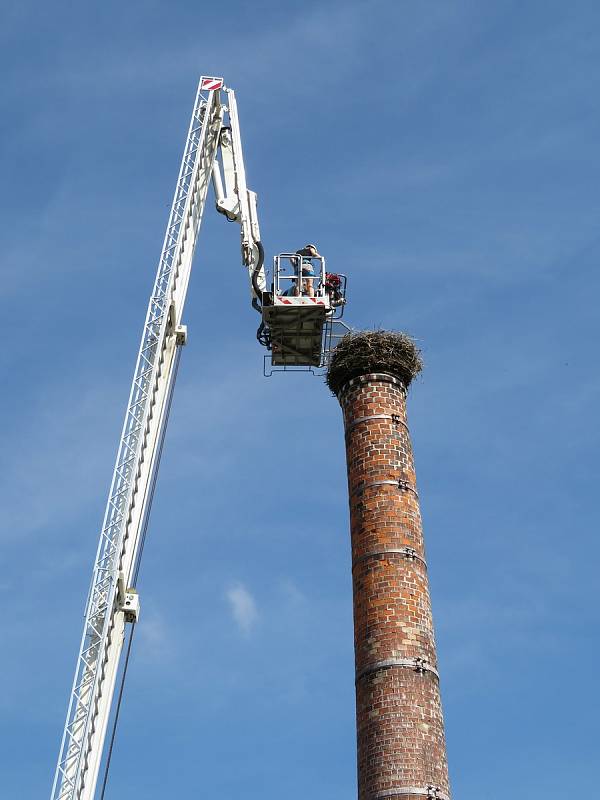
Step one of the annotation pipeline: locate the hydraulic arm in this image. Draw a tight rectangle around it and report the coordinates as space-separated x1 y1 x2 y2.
211 89 266 302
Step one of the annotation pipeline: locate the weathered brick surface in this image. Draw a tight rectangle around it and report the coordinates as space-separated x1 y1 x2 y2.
337 373 450 800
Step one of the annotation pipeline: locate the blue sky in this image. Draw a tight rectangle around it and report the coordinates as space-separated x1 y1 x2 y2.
1 1 599 797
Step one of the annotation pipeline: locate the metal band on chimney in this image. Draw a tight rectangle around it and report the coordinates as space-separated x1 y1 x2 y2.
345 413 410 434
352 547 427 568
356 657 439 682
338 372 407 400
373 787 450 800
351 479 419 499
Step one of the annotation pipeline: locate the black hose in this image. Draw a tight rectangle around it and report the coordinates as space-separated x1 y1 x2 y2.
256 321 271 349
251 241 272 347
251 240 265 310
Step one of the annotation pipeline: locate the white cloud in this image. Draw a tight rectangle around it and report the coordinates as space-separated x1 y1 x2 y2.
226 582 258 637
137 611 172 663
279 578 307 608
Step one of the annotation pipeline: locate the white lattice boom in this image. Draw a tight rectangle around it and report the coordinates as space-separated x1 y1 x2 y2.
50 78 225 800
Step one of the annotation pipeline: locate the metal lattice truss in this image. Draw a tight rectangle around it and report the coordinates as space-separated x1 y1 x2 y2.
51 78 225 800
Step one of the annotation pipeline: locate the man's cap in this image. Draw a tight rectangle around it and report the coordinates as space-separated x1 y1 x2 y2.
295 244 320 258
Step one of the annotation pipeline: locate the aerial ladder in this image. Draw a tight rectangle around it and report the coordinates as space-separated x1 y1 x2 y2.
50 76 348 800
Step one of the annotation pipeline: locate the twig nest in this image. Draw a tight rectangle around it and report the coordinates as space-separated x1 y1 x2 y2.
326 330 423 395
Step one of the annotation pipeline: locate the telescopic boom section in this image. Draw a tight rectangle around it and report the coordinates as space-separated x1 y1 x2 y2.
50 77 229 800
212 86 266 298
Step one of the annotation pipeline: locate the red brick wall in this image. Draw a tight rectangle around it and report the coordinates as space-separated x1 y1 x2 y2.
337 373 450 800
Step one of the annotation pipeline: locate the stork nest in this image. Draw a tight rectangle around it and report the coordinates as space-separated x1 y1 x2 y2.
326 330 423 395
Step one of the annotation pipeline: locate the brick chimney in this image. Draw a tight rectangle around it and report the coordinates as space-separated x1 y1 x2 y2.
328 332 450 800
